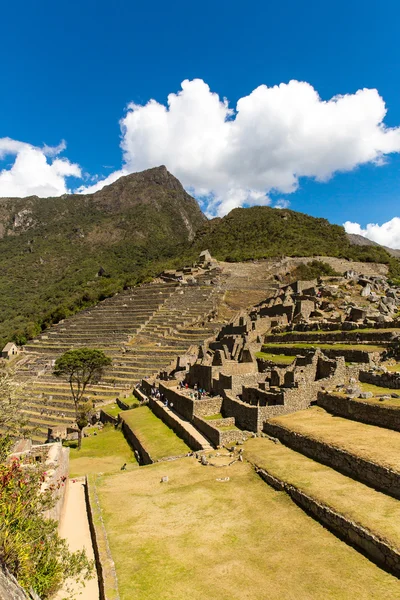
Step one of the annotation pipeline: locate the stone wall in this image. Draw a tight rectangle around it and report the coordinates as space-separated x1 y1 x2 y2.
255 468 400 576
317 392 400 432
120 417 153 464
100 410 118 425
261 345 378 364
359 370 400 389
159 383 195 420
147 396 204 451
265 329 396 343
159 382 223 420
86 476 119 600
192 415 244 447
242 386 285 406
263 421 400 499
222 394 259 431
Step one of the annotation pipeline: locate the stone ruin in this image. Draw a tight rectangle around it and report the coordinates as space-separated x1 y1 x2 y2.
142 269 400 437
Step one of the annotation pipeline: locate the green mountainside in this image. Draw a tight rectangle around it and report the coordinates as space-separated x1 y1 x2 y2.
0 168 398 348
0 166 205 346
192 206 400 271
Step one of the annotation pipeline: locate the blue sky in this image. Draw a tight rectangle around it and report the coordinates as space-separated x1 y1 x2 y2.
1 0 400 246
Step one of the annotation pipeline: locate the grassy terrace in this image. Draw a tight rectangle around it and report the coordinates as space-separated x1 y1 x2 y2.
272 328 399 336
245 437 400 548
255 351 296 364
121 406 190 461
262 343 385 352
102 403 123 418
68 425 138 477
92 458 400 599
269 407 400 470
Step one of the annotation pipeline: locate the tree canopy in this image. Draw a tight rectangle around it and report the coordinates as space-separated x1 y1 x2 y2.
54 348 112 449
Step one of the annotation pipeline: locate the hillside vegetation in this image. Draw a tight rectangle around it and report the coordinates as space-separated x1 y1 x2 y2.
192 206 400 273
0 169 398 347
0 166 205 346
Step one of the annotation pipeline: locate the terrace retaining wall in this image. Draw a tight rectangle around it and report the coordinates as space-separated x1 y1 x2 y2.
147 396 204 451
85 476 119 600
255 467 400 576
120 417 153 465
317 392 400 432
359 370 400 389
263 421 400 499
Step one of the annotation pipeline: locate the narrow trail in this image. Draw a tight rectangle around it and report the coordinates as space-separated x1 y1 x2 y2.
56 478 100 600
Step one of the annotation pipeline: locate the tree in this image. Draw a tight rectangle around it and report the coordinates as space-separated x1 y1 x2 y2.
53 348 112 449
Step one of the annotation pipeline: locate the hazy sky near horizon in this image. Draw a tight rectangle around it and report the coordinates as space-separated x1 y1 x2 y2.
1 0 400 247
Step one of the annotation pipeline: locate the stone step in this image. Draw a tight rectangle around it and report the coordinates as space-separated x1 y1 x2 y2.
263 406 400 499
245 437 400 575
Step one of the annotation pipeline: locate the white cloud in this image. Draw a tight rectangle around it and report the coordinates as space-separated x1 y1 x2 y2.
5 79 400 218
87 78 400 216
274 199 290 209
344 218 400 249
0 138 81 198
76 169 126 195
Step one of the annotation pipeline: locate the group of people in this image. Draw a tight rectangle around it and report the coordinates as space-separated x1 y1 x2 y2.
178 380 208 400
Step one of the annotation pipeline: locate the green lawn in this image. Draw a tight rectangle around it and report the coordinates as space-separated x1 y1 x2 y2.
255 352 296 364
121 406 190 461
273 327 399 336
262 343 385 352
68 425 138 477
91 458 400 600
121 395 141 408
269 407 400 470
245 437 400 548
102 404 123 418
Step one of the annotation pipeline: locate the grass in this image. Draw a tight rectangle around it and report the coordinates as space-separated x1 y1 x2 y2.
204 413 223 420
92 458 400 599
269 406 400 470
68 424 138 477
102 404 123 418
272 327 399 336
121 395 141 408
387 363 400 372
255 352 296 364
121 406 190 461
244 437 400 548
262 343 385 352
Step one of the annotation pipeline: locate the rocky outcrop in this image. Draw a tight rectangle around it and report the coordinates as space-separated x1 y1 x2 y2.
0 563 39 600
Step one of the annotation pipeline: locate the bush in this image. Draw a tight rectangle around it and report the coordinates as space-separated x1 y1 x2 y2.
0 443 93 598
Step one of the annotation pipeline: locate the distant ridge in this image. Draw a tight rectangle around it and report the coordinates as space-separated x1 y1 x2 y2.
346 233 400 258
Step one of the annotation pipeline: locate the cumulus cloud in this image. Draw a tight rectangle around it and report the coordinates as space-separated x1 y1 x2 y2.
86 78 400 216
0 138 81 198
344 218 400 249
6 79 400 216
76 169 126 195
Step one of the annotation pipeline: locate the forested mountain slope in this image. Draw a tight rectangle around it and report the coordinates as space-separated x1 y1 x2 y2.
0 167 398 348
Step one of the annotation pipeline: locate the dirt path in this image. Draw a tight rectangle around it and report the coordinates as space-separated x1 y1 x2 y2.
56 477 100 600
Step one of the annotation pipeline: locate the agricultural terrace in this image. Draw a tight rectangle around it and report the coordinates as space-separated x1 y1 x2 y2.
69 424 138 477
268 407 400 470
90 458 400 600
245 437 400 548
121 405 190 461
